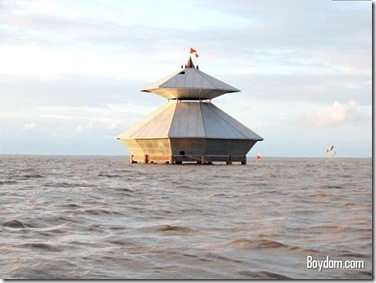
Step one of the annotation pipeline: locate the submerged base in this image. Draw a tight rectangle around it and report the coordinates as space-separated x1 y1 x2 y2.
129 154 247 165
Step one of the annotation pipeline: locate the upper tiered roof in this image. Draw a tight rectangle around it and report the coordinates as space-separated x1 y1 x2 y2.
141 57 240 100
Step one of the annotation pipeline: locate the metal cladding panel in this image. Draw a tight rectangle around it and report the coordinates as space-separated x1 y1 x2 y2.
206 103 264 141
140 69 183 92
200 103 248 139
168 102 205 137
198 71 240 93
116 102 176 139
161 69 215 89
131 103 176 138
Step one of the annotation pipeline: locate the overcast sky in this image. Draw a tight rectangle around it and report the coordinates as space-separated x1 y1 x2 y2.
0 0 372 157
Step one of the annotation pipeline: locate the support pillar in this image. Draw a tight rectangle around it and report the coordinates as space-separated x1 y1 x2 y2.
130 155 137 164
226 155 232 165
201 155 205 165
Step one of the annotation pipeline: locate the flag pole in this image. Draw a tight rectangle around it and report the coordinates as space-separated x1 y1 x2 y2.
190 48 199 68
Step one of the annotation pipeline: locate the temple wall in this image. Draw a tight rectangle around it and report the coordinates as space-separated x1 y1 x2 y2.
120 138 256 164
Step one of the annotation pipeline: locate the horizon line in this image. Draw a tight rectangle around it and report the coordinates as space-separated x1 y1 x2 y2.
0 153 371 159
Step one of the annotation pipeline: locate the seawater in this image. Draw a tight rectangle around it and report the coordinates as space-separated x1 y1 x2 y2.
0 155 372 279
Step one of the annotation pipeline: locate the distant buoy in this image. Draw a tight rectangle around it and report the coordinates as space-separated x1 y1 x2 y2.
256 155 262 160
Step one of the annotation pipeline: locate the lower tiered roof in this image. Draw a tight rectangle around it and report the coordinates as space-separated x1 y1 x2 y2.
116 101 263 141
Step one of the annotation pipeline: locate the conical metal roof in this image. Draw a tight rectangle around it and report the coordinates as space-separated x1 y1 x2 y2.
117 101 263 141
141 60 240 100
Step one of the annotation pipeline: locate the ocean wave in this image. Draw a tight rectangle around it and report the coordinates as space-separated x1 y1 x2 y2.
122 246 168 255
44 182 95 188
77 208 123 216
19 242 61 252
238 270 293 279
208 193 226 198
326 185 343 189
219 238 320 255
311 225 371 233
97 172 122 178
0 180 18 185
2 219 35 228
142 224 198 234
310 191 331 197
228 238 288 248
338 251 370 259
114 188 134 193
9 173 44 180
59 203 83 209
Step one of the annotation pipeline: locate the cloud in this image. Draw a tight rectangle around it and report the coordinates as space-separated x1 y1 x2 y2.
76 121 93 132
107 121 120 130
305 100 363 128
22 122 37 131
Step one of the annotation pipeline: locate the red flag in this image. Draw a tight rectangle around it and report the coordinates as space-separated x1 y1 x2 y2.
195 53 199 58
190 48 197 54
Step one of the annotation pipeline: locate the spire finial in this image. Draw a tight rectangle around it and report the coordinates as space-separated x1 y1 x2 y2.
185 56 195 68
186 48 199 68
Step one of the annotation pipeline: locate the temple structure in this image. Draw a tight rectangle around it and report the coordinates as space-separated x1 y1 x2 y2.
116 52 263 164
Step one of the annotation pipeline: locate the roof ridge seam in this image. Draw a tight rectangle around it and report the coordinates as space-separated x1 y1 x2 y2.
200 102 208 137
131 101 175 138
167 100 179 137
196 70 219 90
199 70 238 91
